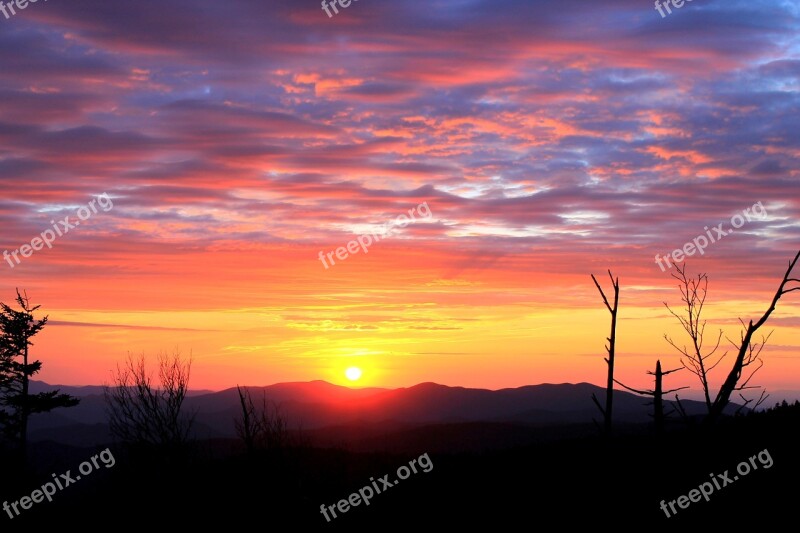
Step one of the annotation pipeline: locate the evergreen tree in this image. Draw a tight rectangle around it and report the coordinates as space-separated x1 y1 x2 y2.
0 289 79 462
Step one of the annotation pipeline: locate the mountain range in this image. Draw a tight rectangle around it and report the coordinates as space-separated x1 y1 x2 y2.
24 379 760 452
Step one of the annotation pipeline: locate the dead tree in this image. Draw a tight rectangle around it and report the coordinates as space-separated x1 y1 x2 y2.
663 266 726 412
665 251 800 424
233 385 259 455
104 351 195 457
706 249 800 423
234 385 290 454
615 360 687 435
590 270 619 434
235 385 259 455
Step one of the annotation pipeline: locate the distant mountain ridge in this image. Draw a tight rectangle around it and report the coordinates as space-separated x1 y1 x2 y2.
29 381 215 397
25 379 752 449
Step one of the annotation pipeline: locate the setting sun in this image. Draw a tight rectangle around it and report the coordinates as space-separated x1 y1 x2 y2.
345 367 363 381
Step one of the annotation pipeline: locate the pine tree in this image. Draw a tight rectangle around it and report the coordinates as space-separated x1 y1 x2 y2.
0 289 79 462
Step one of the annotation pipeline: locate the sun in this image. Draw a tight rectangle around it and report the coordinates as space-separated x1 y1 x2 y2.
345 366 362 381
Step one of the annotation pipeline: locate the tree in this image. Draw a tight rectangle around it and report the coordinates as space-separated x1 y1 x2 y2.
104 351 195 456
706 249 800 423
614 360 687 435
663 266 725 412
235 385 259 455
664 251 800 424
0 289 79 462
234 385 290 455
590 270 620 434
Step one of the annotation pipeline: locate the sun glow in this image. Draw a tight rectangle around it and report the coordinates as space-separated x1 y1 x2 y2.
345 366 362 381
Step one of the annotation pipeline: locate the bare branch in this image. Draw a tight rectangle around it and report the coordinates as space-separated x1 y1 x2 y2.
591 274 612 313
612 378 650 396
663 386 690 395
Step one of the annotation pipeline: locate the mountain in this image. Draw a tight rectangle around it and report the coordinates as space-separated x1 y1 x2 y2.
188 380 735 431
25 379 742 449
29 381 214 397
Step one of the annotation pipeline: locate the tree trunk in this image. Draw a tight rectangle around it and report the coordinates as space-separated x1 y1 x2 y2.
604 294 618 433
20 342 28 463
653 360 664 435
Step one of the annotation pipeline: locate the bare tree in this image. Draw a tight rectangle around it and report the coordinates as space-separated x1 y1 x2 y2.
664 251 800 424
706 249 800 423
663 266 726 412
235 385 259 455
615 360 687 435
105 351 195 454
234 385 290 454
590 270 619 434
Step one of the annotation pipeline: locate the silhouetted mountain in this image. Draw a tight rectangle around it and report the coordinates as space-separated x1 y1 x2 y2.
27 379 745 448
29 380 214 397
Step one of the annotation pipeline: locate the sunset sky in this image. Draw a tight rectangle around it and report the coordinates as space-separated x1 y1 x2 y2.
1 0 799 396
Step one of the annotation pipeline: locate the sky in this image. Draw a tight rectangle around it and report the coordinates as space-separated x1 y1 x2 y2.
1 0 799 396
